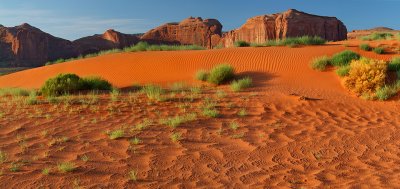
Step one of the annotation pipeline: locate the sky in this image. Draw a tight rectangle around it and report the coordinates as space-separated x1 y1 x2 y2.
0 0 399 40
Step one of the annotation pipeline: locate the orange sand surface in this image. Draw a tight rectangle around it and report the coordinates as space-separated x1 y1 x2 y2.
1 40 400 188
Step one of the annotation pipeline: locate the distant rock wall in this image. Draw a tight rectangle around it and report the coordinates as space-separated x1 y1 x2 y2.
222 9 347 47
141 17 223 49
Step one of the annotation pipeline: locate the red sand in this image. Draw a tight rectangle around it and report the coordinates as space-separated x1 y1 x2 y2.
1 40 400 188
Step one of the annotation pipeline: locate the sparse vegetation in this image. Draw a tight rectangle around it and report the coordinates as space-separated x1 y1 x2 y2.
255 36 326 47
0 151 7 164
234 41 250 47
0 88 30 97
160 113 197 128
57 162 76 173
128 169 138 181
46 42 206 65
336 65 351 77
373 47 385 54
237 109 248 117
42 168 50 175
207 64 235 85
359 44 371 51
229 121 239 130
170 132 182 142
388 57 400 71
141 85 165 101
310 56 331 71
108 129 124 140
79 76 112 91
195 70 209 81
330 50 361 67
375 81 400 101
230 77 252 92
361 32 394 41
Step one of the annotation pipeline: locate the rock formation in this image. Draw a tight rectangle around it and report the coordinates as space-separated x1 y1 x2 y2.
73 29 139 55
0 23 78 67
141 17 223 48
222 9 347 47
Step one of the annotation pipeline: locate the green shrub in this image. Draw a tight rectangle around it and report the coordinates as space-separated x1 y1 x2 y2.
388 57 400 71
207 64 235 85
336 66 351 77
230 77 252 92
79 76 112 91
108 129 124 140
41 74 81 96
258 36 326 47
373 47 385 54
330 50 360 67
234 41 250 47
375 81 400 101
359 44 371 51
310 56 331 71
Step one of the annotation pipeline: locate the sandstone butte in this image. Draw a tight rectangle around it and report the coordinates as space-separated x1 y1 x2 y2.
0 25 138 67
0 9 348 67
222 9 348 47
141 16 223 49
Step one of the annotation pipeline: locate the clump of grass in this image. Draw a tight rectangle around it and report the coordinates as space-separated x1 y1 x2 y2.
260 36 326 47
142 85 165 101
0 150 7 164
170 132 182 142
128 169 138 181
215 90 227 98
237 109 248 117
375 81 400 101
57 162 76 173
330 50 360 67
10 162 21 172
42 168 50 175
388 57 400 71
0 88 31 97
310 56 331 71
229 121 239 130
81 155 89 162
130 137 141 145
373 47 385 54
110 88 120 102
160 113 197 128
336 65 351 77
230 77 253 92
207 64 235 85
234 41 250 47
79 76 112 91
359 44 371 51
202 108 219 118
195 70 209 81
108 129 124 140
25 91 38 105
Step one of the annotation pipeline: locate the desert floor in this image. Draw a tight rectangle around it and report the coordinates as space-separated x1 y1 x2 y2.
0 40 400 188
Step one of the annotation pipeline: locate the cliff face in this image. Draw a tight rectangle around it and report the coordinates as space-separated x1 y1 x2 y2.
222 9 347 47
0 25 139 67
0 24 78 67
141 17 223 49
73 29 139 55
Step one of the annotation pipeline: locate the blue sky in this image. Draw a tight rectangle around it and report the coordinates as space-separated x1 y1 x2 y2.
0 0 399 40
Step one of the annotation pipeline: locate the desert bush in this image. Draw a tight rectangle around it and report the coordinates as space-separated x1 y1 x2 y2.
330 50 360 67
388 57 400 71
310 56 331 71
336 65 351 77
375 81 400 101
195 70 209 81
41 74 81 96
79 76 112 91
234 41 250 47
344 58 387 96
230 77 253 92
57 162 76 173
373 47 385 54
258 36 326 47
108 129 124 140
359 44 371 51
207 64 235 85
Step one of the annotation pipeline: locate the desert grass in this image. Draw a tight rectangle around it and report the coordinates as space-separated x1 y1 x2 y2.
253 36 326 47
128 169 138 181
230 77 252 92
234 41 250 47
46 42 205 66
57 162 76 173
373 47 385 54
170 132 182 142
207 64 235 85
375 81 400 101
388 57 400 71
142 85 165 101
195 70 209 81
359 44 372 51
310 56 331 71
108 129 124 140
330 50 360 67
336 66 351 77
361 33 394 41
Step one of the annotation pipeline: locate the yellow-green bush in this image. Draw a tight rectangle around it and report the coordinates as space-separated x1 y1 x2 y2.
344 58 387 96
